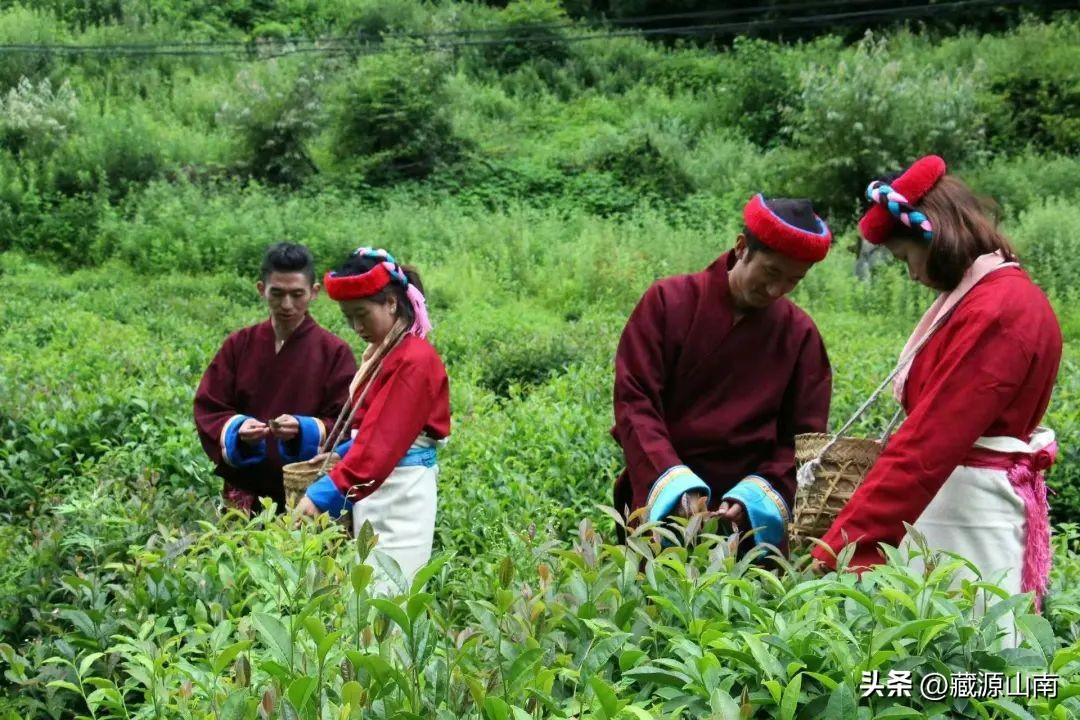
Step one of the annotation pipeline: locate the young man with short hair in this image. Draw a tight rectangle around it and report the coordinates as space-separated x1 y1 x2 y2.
194 242 358 513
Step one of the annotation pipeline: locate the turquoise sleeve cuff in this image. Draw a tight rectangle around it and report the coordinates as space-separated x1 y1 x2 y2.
279 415 324 463
647 465 711 523
305 475 353 518
722 475 790 548
222 414 266 468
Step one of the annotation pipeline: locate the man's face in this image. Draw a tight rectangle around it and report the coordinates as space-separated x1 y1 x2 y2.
730 236 813 311
257 271 317 324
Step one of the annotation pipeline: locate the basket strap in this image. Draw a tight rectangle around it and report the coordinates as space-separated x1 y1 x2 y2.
795 313 949 488
317 320 408 475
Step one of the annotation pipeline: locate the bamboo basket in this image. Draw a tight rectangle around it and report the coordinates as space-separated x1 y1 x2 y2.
283 458 339 511
790 433 883 548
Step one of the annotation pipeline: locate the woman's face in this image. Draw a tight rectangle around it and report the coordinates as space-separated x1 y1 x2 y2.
339 297 398 345
884 236 935 289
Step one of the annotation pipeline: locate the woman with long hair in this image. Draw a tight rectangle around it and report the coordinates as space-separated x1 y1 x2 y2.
296 248 450 591
813 156 1062 640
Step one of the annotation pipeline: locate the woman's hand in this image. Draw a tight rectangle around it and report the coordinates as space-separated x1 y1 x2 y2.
305 452 342 467
295 495 321 518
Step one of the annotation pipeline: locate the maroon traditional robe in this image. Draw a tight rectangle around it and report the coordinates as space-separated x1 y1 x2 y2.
612 250 832 520
194 313 357 510
813 267 1063 569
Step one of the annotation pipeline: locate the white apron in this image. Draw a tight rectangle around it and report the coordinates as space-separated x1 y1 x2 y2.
353 436 440 595
900 428 1056 648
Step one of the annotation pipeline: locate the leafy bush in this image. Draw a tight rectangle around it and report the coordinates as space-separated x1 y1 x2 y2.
783 34 986 215
0 6 66 90
326 46 460 185
482 0 572 76
0 77 79 156
218 60 324 186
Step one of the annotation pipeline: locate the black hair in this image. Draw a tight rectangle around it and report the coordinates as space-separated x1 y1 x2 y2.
260 242 315 284
334 252 424 326
743 198 822 255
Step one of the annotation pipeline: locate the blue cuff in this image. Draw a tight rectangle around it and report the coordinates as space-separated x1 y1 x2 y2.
279 415 324 463
334 439 353 458
222 415 266 468
305 475 353 518
647 465 711 523
722 475 790 548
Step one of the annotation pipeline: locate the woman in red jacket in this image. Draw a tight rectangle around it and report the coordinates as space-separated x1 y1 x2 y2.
812 156 1062 631
297 248 450 591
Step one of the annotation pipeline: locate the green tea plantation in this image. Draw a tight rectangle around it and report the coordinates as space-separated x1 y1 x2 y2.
0 2 1078 718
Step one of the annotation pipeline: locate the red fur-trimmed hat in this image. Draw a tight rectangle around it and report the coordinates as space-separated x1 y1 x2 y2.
743 194 832 263
859 155 947 245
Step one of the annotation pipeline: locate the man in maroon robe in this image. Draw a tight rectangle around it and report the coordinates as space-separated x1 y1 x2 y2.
194 243 357 513
612 195 833 551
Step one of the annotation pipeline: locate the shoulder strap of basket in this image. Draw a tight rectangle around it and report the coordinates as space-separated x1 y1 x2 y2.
316 321 408 474
796 304 957 487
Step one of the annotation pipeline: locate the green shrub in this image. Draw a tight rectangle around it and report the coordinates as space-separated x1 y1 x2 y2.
326 45 460 184
783 34 986 215
964 153 1080 217
482 0 572 75
0 76 79 156
0 6 66 90
217 60 324 186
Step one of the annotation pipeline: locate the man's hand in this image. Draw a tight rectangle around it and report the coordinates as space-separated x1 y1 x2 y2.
712 500 747 528
305 452 342 467
268 414 299 441
295 495 320 518
238 418 270 444
674 490 709 518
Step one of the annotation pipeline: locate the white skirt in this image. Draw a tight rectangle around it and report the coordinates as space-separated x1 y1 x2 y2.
900 429 1055 648
352 460 438 595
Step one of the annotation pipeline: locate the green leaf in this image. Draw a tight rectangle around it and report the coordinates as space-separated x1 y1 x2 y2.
370 598 410 634
406 592 435 623
873 708 923 719
619 648 647 672
825 683 857 720
409 555 449 594
303 616 327 646
483 696 510 720
341 680 363 710
1015 614 1058 664
620 706 656 720
709 688 741 720
46 680 83 695
351 564 374 595
251 613 293 669
984 697 1037 720
78 652 104 678
220 690 249 720
212 641 252 675
590 675 621 720
506 648 543 690
780 672 802 720
739 632 786 680
287 676 317 712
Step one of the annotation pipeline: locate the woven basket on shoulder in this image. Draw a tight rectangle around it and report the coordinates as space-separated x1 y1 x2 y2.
282 458 339 511
790 433 883 548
